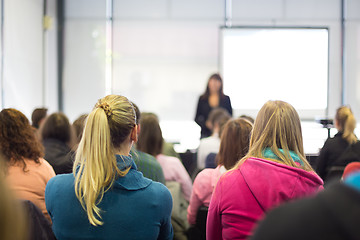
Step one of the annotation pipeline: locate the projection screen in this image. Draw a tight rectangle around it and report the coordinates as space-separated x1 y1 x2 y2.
220 27 329 119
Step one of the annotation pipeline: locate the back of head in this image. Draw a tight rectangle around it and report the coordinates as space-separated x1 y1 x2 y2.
217 118 253 170
336 106 357 144
74 94 137 226
31 108 48 129
239 114 255 124
238 100 312 171
73 114 88 144
0 108 43 167
137 113 163 157
41 112 72 144
207 107 231 132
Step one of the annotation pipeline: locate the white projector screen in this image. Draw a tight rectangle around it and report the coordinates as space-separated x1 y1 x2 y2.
220 27 329 119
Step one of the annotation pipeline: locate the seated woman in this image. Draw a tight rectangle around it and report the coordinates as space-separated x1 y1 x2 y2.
41 112 75 175
206 100 324 240
0 108 56 223
316 106 359 183
45 95 173 240
137 113 193 202
187 118 253 226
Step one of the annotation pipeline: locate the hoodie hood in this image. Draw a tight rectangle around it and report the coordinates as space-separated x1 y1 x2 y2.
240 157 323 211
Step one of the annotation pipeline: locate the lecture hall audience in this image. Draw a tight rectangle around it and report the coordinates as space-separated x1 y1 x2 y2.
5 95 360 240
206 100 324 240
187 118 253 240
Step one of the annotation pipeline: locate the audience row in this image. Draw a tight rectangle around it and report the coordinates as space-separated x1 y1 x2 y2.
1 95 360 240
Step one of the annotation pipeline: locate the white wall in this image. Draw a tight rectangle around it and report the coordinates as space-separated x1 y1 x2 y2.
2 0 58 119
3 0 43 118
63 0 106 121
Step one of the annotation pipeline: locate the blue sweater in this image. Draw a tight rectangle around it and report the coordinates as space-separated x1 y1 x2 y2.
45 155 173 240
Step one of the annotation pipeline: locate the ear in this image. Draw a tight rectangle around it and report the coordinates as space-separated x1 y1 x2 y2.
131 125 138 143
136 124 141 135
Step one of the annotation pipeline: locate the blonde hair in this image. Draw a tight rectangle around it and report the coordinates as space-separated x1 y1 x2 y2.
235 100 313 171
336 106 357 144
73 95 136 226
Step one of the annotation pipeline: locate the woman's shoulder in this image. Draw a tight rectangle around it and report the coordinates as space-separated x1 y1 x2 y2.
194 168 215 184
144 181 173 203
20 158 56 177
47 172 74 188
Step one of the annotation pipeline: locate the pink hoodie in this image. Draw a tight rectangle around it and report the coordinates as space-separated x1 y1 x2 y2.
206 157 324 240
187 165 226 225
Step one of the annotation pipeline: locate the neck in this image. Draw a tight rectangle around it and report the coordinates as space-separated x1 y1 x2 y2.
115 141 133 156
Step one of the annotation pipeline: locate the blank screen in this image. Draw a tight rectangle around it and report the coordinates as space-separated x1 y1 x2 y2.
221 27 329 119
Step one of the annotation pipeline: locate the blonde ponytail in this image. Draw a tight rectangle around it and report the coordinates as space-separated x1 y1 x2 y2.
73 95 136 226
336 106 357 144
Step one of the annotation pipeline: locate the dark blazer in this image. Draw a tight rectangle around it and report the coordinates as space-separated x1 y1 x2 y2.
316 132 349 181
194 95 232 138
251 183 360 240
43 138 74 175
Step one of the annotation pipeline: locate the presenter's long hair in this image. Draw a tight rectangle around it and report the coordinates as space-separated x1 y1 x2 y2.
73 95 136 226
236 100 313 171
335 106 357 144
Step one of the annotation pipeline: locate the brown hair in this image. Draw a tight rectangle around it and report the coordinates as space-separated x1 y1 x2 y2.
335 106 357 144
41 112 73 144
200 73 225 100
235 100 313 171
137 114 163 156
207 107 231 131
217 118 253 170
31 108 48 129
0 108 44 169
73 114 88 144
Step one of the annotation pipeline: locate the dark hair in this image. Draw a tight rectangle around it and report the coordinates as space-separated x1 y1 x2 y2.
0 108 44 169
73 114 88 144
217 118 253 170
201 73 224 100
41 112 72 143
31 108 48 129
137 114 163 157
